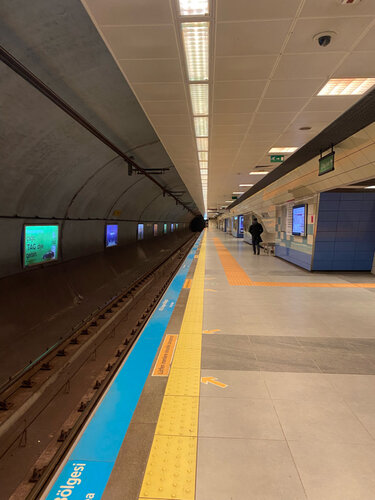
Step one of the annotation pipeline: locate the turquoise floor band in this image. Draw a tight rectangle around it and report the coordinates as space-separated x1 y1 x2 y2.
45 236 201 500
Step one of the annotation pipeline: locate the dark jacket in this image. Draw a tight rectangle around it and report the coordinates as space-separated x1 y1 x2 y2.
249 222 263 244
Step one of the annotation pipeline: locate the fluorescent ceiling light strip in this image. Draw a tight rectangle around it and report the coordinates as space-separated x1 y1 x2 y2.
198 151 208 161
181 22 209 81
196 138 208 151
318 78 375 96
189 84 209 115
194 116 208 137
233 192 244 195
199 161 208 168
269 147 298 153
179 0 209 16
365 186 375 189
240 184 253 187
249 171 268 175
200 169 208 175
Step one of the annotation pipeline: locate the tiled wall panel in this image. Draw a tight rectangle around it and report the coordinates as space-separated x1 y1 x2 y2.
313 192 375 271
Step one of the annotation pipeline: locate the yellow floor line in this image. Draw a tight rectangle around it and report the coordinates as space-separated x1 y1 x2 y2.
139 232 206 500
213 237 375 289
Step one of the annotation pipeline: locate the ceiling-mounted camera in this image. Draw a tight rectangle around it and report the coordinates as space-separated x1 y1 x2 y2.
313 31 336 48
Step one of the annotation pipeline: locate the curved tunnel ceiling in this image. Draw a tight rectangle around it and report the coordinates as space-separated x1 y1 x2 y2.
0 0 203 224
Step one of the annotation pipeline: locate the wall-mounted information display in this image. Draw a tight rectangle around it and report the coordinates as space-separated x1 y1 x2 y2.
292 204 307 236
137 223 144 240
23 225 59 267
153 223 158 237
163 223 167 234
171 223 174 232
319 151 335 176
106 224 118 247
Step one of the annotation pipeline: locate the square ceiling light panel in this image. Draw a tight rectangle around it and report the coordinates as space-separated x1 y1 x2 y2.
190 84 209 115
179 0 209 16
181 22 209 81
198 151 208 161
318 78 375 96
194 116 209 137
196 137 208 150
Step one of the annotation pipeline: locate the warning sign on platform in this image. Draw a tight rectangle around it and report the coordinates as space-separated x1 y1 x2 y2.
152 334 177 376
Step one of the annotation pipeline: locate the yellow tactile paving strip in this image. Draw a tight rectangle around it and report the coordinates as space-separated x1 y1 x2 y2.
213 237 375 289
139 232 206 500
213 237 253 286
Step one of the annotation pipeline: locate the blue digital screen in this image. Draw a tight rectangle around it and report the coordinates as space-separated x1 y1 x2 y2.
292 205 306 236
137 224 144 240
106 224 118 247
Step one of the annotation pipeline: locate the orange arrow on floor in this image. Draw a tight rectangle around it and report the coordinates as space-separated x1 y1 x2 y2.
201 376 228 388
202 329 221 334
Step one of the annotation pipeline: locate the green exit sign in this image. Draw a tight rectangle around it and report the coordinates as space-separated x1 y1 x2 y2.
319 151 335 176
270 155 284 163
232 196 237 200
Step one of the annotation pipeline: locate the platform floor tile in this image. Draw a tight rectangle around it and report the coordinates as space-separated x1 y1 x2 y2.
165 368 201 397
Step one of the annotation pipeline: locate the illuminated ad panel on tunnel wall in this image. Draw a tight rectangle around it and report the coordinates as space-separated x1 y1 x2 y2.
163 223 167 234
292 204 307 237
106 224 118 247
153 224 158 237
23 225 59 267
137 224 144 240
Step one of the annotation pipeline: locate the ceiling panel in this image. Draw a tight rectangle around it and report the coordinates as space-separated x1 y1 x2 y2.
84 0 172 25
132 83 186 101
213 99 258 113
141 100 189 114
354 25 375 51
274 53 346 79
333 52 375 77
118 59 182 83
216 20 291 56
285 17 373 53
102 25 178 59
265 78 324 98
258 97 306 112
217 0 301 21
214 81 266 99
213 113 253 125
300 0 375 18
215 55 277 81
304 95 360 111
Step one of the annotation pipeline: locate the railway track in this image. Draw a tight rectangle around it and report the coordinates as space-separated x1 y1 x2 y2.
0 234 198 499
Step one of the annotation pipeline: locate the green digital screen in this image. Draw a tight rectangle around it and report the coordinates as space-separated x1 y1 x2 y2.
24 225 59 267
319 151 335 176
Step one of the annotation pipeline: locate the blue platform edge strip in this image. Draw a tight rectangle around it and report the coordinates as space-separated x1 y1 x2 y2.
45 235 202 500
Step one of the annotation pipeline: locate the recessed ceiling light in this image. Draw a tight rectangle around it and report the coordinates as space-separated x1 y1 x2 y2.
269 147 298 153
196 138 208 151
318 78 375 96
225 201 232 203
365 185 375 189
178 0 209 16
194 116 208 137
198 151 208 161
190 83 209 115
233 192 244 195
181 22 209 81
239 184 254 187
249 171 269 175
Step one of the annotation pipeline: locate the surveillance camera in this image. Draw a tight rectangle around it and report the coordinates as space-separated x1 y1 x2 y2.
313 31 336 48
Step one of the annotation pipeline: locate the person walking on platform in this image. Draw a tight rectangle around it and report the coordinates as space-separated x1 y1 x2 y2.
249 218 263 255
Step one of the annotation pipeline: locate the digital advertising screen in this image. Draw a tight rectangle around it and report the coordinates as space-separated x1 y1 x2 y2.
153 223 158 237
106 224 118 247
137 223 144 240
171 223 174 232
292 204 307 236
163 223 167 234
23 225 59 267
239 215 244 234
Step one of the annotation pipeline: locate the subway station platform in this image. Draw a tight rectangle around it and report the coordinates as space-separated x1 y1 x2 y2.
45 228 375 500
